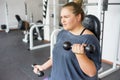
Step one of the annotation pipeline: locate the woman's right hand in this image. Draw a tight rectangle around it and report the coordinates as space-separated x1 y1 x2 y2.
33 58 52 74
33 65 44 74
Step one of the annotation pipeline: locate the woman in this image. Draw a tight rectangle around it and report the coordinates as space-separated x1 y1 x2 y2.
33 2 101 80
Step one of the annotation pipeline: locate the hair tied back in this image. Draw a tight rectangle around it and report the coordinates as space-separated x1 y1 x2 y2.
74 0 83 7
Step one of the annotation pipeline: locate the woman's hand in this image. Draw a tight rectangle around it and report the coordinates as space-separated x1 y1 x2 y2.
71 43 87 54
33 65 44 74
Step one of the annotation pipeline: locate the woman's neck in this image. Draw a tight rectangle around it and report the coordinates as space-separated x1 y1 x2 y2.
69 24 84 35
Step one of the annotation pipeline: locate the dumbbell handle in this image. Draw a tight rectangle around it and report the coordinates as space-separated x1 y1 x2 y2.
31 64 44 77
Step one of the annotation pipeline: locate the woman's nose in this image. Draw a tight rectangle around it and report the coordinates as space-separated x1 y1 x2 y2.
61 18 65 24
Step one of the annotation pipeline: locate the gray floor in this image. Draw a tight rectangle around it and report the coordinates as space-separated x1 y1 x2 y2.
0 30 120 80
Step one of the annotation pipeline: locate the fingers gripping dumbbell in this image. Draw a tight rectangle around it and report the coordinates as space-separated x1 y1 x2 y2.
31 64 44 77
63 41 95 53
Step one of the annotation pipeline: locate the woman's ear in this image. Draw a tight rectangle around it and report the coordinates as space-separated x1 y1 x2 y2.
76 14 81 22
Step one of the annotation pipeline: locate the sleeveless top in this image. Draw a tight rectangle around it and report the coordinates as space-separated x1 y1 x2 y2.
49 30 101 80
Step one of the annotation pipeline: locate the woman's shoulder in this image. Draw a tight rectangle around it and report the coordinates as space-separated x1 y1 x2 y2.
58 29 68 35
56 29 68 38
83 29 94 35
82 29 98 40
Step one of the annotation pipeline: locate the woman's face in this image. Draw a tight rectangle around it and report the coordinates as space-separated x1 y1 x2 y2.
60 7 81 31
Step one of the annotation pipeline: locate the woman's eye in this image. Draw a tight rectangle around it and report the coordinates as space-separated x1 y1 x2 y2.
65 16 69 18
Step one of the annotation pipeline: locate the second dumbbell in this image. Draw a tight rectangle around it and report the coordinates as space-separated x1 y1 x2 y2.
31 64 44 77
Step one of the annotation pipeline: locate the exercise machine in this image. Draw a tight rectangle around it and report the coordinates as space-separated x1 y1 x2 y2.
29 24 50 50
15 14 42 43
29 0 50 50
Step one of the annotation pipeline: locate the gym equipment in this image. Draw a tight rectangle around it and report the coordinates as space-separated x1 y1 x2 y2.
29 24 50 50
63 41 95 53
1 24 7 29
82 15 101 41
43 0 48 19
103 0 108 11
31 64 44 77
15 14 30 43
24 1 28 20
29 0 50 50
15 14 30 31
15 14 42 43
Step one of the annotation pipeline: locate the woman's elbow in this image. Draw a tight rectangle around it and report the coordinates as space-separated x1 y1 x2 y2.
87 69 97 77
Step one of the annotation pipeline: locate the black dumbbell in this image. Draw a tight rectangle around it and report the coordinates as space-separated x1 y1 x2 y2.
31 64 44 77
63 41 95 53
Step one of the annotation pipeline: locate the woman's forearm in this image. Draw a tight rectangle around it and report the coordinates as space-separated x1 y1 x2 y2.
41 58 52 70
75 54 97 77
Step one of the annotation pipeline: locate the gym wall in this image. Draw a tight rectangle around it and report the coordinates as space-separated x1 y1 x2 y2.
0 0 43 30
7 0 25 29
0 0 6 30
25 0 43 23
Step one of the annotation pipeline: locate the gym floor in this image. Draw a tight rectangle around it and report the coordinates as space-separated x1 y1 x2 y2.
0 30 120 80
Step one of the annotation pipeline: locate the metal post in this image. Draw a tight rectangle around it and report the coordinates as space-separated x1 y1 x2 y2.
24 1 28 21
53 0 58 30
43 0 51 41
98 0 103 20
5 1 9 33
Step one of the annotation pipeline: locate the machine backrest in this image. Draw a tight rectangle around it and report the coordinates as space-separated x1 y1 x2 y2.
82 15 101 41
15 15 22 22
15 14 30 30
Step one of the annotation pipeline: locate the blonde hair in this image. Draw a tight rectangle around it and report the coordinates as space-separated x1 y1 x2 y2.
74 0 83 7
62 2 85 21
